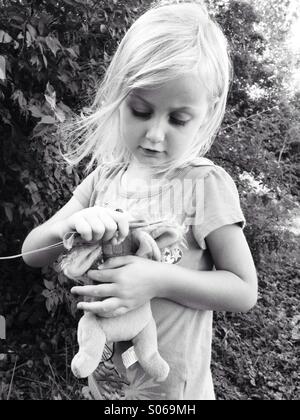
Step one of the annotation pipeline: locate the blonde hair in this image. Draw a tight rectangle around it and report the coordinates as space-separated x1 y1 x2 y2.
60 0 232 177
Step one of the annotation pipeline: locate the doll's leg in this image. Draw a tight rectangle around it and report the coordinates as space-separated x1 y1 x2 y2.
71 312 106 379
133 230 161 261
132 317 170 382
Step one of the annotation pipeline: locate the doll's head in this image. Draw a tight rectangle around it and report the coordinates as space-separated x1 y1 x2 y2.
54 218 188 284
62 0 231 176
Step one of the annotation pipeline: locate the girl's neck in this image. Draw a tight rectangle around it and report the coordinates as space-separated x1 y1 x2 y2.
126 161 162 181
122 161 165 191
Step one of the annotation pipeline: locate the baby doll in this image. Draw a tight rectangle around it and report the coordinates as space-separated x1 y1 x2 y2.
54 215 187 382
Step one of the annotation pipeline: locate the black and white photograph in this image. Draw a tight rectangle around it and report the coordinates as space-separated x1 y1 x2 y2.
0 0 299 401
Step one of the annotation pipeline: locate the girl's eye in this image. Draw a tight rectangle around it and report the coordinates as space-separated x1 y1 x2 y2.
170 117 188 127
131 108 189 126
131 109 151 119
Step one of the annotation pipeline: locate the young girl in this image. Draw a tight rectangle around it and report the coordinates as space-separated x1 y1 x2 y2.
22 0 258 400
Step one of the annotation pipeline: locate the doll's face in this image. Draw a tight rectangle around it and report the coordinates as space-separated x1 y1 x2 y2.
57 220 187 282
57 243 103 281
119 72 211 165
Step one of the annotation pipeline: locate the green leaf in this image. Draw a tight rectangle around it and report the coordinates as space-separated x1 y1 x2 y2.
45 36 61 57
0 56 6 81
26 31 33 47
42 53 48 68
31 123 51 139
28 105 44 118
30 54 41 67
54 108 65 122
40 116 56 124
57 73 69 84
0 30 13 44
44 279 55 290
26 24 37 40
57 101 72 115
45 82 57 109
11 90 27 110
66 47 78 58
3 203 14 223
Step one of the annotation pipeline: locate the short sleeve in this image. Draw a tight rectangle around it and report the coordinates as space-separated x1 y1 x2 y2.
192 166 246 250
72 165 104 208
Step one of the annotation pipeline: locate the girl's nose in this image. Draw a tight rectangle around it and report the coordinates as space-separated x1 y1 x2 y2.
146 118 166 143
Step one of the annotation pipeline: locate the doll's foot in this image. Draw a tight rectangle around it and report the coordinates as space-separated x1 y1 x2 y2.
71 351 101 379
72 313 106 378
147 354 170 382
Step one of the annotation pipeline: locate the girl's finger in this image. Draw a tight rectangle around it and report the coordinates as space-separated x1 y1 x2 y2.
96 210 118 242
105 209 130 243
71 284 116 298
77 297 122 317
84 216 105 241
112 212 130 243
87 268 116 283
112 307 129 317
73 217 93 242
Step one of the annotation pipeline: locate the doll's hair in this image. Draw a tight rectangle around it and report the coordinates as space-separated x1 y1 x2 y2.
60 0 232 176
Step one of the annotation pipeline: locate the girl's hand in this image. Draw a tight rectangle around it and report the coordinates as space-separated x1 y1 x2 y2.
71 256 165 317
56 206 130 244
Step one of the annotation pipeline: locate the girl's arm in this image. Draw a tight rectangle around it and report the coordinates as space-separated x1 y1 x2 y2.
21 196 85 268
156 224 258 313
22 197 130 269
78 223 258 315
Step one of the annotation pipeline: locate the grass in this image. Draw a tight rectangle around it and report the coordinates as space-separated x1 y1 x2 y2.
0 343 89 400
212 232 300 400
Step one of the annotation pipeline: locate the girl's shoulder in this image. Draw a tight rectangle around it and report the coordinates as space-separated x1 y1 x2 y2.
85 161 125 186
180 157 238 187
179 159 242 205
97 161 125 180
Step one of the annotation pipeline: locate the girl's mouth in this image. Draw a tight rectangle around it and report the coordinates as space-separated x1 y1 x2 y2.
139 147 165 156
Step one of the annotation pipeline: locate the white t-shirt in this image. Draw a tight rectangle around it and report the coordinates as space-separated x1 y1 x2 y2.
72 157 246 400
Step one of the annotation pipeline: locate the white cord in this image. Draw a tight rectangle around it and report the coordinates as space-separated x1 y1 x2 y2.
0 242 64 260
0 218 179 261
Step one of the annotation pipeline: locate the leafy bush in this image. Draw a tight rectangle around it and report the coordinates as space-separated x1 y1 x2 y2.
0 0 299 400
0 0 143 313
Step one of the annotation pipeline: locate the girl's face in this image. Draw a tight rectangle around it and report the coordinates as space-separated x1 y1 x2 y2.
119 72 211 166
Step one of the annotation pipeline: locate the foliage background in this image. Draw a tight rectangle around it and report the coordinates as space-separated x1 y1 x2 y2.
0 0 299 400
